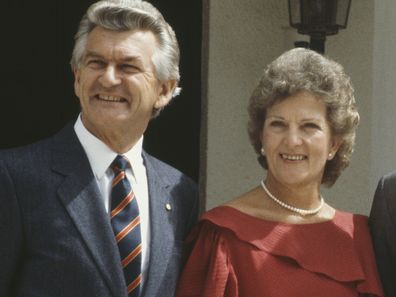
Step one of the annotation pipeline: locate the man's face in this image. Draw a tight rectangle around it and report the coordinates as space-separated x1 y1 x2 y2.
74 26 174 141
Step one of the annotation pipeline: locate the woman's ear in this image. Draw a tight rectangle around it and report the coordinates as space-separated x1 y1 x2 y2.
328 136 342 160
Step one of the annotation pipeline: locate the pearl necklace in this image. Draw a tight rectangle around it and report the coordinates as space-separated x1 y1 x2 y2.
260 180 324 216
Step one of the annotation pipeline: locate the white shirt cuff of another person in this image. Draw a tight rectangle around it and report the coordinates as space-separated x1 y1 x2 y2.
74 114 150 287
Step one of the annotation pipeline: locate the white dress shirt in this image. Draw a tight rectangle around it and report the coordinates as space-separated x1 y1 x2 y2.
74 115 150 285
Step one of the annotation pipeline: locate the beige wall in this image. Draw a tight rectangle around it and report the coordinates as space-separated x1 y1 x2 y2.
205 0 287 209
203 0 395 215
371 0 396 191
321 0 374 214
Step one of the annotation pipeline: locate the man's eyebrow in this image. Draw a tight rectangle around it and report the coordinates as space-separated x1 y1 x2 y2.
83 51 143 63
84 51 103 59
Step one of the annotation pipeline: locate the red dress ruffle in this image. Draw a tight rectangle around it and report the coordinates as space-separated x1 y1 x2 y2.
176 206 384 297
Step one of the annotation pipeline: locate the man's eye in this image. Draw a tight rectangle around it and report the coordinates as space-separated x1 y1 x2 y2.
120 64 140 72
87 60 105 68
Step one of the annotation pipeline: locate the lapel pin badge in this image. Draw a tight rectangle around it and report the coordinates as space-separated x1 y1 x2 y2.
165 203 172 211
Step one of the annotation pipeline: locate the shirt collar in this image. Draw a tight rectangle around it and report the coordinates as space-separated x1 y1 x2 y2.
74 115 144 179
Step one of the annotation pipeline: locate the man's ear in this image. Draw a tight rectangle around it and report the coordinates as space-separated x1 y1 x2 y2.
154 79 178 109
73 68 81 98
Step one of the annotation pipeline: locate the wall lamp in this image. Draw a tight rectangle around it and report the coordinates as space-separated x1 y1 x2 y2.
288 0 351 54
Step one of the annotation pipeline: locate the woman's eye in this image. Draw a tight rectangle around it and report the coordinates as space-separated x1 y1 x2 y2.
269 121 285 128
303 123 321 130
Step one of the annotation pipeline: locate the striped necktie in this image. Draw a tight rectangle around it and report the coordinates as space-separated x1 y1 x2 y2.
110 155 142 297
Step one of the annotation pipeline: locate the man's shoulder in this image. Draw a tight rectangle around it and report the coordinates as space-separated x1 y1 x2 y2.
382 170 396 183
1 136 52 162
143 152 197 189
0 123 76 167
0 137 56 186
374 171 396 210
376 171 396 195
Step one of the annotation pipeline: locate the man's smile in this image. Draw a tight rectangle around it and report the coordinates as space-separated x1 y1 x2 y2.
96 94 127 102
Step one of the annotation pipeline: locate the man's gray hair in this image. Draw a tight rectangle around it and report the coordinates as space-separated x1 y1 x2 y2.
71 0 180 85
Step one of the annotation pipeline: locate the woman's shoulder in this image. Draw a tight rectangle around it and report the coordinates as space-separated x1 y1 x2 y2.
191 204 271 249
332 209 369 234
199 205 253 233
334 210 384 295
333 210 375 252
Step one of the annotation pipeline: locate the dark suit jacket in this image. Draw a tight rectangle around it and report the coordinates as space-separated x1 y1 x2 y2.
0 123 199 297
369 172 396 297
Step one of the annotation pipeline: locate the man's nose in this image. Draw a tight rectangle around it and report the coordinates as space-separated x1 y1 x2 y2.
98 66 121 88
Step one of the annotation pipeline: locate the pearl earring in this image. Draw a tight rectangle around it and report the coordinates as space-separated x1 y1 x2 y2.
328 153 333 158
260 148 265 156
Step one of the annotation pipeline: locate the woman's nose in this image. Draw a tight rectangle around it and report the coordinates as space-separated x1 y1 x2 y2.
285 127 303 146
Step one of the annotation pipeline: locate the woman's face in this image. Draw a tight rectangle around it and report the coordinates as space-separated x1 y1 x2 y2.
261 91 340 189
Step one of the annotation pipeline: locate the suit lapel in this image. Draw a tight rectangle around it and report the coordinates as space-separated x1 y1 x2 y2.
142 153 175 297
51 124 127 297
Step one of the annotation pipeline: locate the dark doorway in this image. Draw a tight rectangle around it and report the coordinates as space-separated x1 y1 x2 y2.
0 1 201 182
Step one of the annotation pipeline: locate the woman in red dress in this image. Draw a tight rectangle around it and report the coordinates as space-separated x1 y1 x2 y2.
176 48 384 297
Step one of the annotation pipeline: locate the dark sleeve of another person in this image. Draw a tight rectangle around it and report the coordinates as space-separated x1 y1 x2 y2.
0 160 24 297
369 174 396 297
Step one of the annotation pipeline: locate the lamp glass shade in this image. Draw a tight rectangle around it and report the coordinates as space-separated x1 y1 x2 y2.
288 0 351 35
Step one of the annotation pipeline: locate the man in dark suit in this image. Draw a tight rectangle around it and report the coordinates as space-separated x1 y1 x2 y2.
0 1 199 296
369 173 396 297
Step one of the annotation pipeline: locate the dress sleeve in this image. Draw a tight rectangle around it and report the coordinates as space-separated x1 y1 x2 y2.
176 221 238 297
354 215 385 297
